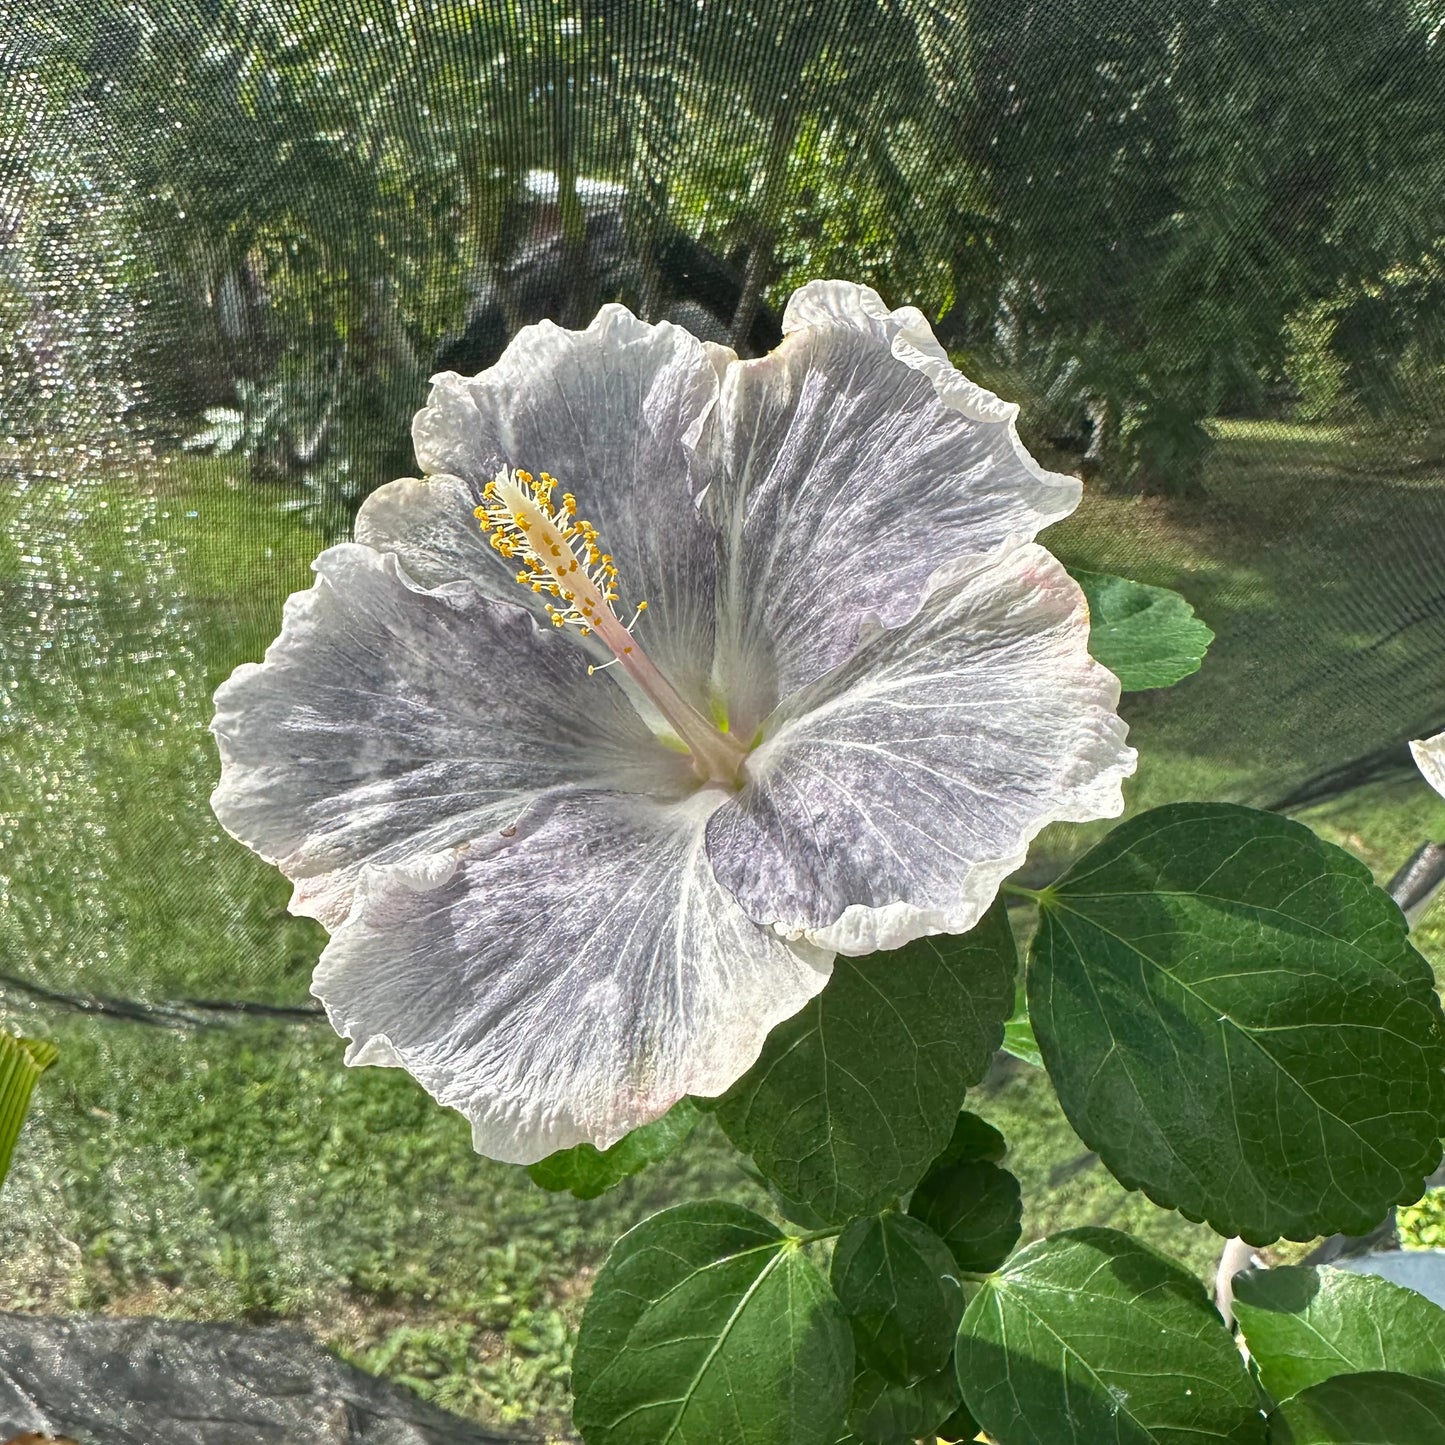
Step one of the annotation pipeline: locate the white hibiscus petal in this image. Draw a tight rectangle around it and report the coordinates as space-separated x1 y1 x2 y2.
353 472 514 600
782 280 1027 428
211 542 681 927
1412 729 1445 798
705 545 1136 955
408 306 722 709
705 279 1081 734
311 789 833 1164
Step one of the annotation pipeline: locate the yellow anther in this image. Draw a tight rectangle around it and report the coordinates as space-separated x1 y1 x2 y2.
471 465 648 647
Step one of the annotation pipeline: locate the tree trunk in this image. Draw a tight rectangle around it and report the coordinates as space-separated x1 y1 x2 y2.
555 160 593 330
635 171 669 323
729 107 795 354
552 37 593 330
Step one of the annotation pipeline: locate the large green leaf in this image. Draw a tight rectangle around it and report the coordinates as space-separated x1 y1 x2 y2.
717 901 1016 1223
1073 568 1213 690
847 1360 963 1445
829 1212 964 1385
1028 803 1445 1242
907 1159 1021 1275
0 1034 57 1193
956 1228 1266 1445
1233 1265 1445 1402
1268 1371 1445 1443
527 1098 702 1200
572 1201 853 1445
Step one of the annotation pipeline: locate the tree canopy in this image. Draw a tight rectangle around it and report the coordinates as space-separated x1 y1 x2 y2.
8 0 1445 509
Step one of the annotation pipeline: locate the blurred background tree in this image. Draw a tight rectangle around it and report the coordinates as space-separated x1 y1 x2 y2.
13 0 1444 517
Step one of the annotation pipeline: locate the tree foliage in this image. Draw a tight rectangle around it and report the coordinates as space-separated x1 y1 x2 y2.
13 0 1445 508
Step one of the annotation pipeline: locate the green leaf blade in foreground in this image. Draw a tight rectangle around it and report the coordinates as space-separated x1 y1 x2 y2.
829 1212 964 1385
847 1360 964 1444
527 1098 701 1199
1232 1264 1445 1402
0 1034 57 1192
1268 1371 1445 1444
1073 568 1213 690
956 1228 1266 1445
907 1158 1021 1275
1029 803 1445 1242
572 1201 853 1445
717 901 1016 1222
933 1110 1007 1167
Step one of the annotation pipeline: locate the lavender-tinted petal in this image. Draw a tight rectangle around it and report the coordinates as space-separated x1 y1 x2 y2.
312 789 832 1163
706 545 1135 954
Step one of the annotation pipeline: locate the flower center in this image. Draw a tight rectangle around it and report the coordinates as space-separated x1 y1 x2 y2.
474 467 747 786
474 468 632 636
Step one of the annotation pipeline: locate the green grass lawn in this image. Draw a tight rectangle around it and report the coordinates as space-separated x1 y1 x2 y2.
3 423 1445 1433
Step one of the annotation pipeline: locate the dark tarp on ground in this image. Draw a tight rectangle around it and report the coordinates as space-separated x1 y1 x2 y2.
0 1313 520 1444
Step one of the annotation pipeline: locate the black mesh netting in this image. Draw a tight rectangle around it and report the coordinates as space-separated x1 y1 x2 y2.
5 0 1445 1432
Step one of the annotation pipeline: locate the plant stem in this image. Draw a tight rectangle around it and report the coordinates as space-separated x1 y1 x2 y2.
1002 882 1044 902
789 1224 844 1246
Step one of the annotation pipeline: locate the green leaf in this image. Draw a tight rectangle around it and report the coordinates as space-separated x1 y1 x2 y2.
1028 803 1445 1242
573 1201 776 1388
717 901 1016 1223
829 1212 964 1385
847 1360 963 1444
527 1098 702 1199
933 1111 1007 1167
936 1397 981 1443
1001 983 1042 1068
956 1228 1266 1444
907 1159 1021 1275
0 1034 56 1193
572 1201 853 1445
1268 1371 1445 1443
1073 568 1213 690
1233 1265 1445 1402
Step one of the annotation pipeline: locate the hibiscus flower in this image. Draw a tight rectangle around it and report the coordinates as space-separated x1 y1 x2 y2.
210 281 1135 1164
